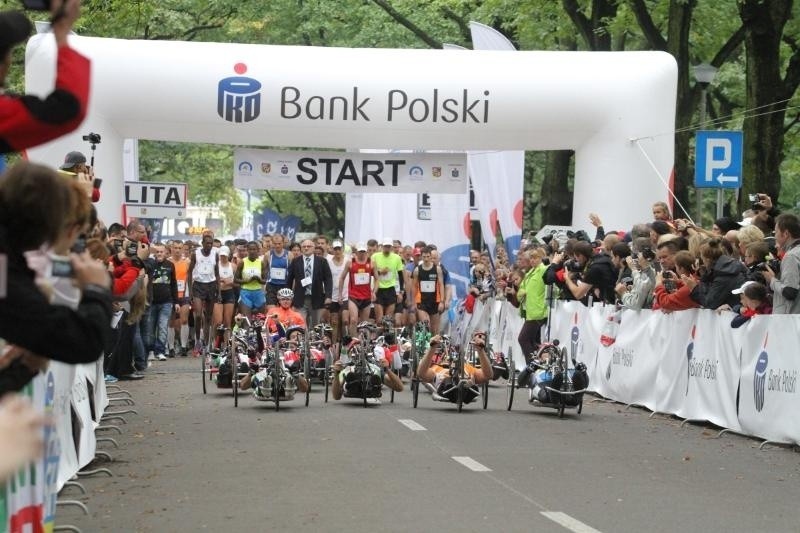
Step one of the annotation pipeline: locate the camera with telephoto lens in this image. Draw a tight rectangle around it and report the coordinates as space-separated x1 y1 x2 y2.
754 259 780 276
82 132 101 145
564 259 582 273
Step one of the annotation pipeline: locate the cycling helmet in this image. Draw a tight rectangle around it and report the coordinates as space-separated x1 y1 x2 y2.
277 288 294 300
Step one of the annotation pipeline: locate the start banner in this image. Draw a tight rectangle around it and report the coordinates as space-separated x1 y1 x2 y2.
233 148 467 194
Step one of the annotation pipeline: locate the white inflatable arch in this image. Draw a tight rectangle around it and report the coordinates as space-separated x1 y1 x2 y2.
26 35 676 230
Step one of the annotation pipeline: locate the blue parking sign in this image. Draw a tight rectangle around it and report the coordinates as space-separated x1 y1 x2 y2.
694 130 743 189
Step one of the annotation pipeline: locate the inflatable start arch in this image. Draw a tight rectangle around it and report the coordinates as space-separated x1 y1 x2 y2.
25 35 676 231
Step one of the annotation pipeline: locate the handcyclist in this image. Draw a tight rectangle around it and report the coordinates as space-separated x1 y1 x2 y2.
330 338 403 402
416 331 493 403
239 325 309 393
266 288 306 330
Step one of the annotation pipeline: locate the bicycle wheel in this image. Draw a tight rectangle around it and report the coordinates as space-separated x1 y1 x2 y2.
202 352 207 394
362 371 368 408
233 365 239 407
482 381 488 410
457 381 464 413
412 379 419 408
558 395 565 418
303 355 311 407
324 350 330 403
506 367 515 411
274 357 281 412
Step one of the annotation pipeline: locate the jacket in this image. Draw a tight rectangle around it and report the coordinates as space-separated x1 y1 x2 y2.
653 276 701 312
770 239 800 314
517 262 547 320
697 255 748 310
620 266 655 310
0 45 90 154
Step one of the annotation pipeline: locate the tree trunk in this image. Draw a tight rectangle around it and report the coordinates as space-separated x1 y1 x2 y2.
738 0 796 212
540 150 574 225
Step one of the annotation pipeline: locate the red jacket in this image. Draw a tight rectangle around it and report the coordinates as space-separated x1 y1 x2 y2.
653 278 701 312
0 45 90 154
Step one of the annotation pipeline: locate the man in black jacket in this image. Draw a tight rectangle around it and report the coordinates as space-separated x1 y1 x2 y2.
552 241 617 305
143 243 178 361
286 239 332 328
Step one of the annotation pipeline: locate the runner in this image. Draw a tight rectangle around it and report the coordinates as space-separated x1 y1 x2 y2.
370 237 405 323
409 246 445 334
339 243 375 337
187 233 219 356
168 240 191 357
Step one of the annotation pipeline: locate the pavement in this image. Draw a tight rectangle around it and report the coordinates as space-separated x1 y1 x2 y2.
60 357 800 533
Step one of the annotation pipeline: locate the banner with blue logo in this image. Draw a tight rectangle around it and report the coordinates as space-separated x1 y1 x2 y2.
253 208 301 242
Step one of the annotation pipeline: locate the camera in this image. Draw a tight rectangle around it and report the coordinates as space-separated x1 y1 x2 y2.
125 241 139 257
662 271 672 279
748 194 759 203
639 246 656 261
50 256 73 278
564 259 582 273
71 235 87 254
82 132 102 145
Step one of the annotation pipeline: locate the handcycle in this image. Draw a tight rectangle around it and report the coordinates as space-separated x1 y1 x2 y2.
337 335 385 407
505 339 588 418
413 334 488 412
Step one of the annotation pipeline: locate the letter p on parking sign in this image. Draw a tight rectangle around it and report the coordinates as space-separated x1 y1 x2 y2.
694 130 743 189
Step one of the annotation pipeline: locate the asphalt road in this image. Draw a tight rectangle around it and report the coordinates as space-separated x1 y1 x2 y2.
61 357 800 533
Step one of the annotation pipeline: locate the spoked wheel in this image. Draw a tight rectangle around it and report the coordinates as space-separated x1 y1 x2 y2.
362 372 368 408
233 365 239 407
482 381 488 410
457 382 465 413
558 395 566 418
324 350 330 403
273 357 281 412
303 356 311 407
412 379 419 408
506 368 515 411
578 396 583 414
202 350 207 394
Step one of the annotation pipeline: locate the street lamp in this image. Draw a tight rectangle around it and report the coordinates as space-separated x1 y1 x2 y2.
693 62 718 223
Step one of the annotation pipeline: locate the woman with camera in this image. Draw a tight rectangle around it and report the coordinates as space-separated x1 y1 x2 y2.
652 251 702 312
0 162 113 394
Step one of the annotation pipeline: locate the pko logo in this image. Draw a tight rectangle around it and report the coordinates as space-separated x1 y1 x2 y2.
754 349 769 413
218 63 261 123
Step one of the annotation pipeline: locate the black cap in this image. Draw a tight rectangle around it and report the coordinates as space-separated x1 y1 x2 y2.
60 151 87 170
0 11 32 57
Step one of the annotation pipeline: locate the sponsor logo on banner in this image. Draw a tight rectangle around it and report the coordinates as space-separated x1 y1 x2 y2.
261 162 271 174
281 164 289 175
238 161 253 176
686 325 695 394
451 167 461 178
683 325 718 395
409 166 424 179
610 346 634 377
752 333 798 413
218 63 262 123
432 166 441 178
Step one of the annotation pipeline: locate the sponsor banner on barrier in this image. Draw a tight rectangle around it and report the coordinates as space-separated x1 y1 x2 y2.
673 310 741 430
593 306 660 410
738 316 800 443
234 148 467 194
73 366 97 469
51 363 78 492
654 310 696 415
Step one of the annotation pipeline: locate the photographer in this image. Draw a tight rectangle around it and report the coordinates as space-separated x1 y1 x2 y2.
0 1 89 154
615 239 656 311
763 213 800 314
555 241 617 305
653 251 702 312
59 150 100 202
0 162 112 394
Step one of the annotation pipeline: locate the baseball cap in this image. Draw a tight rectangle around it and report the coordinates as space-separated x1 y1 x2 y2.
0 11 32 56
382 237 393 246
731 281 757 295
60 151 87 170
356 243 367 252
332 240 343 249
738 217 753 227
218 245 230 257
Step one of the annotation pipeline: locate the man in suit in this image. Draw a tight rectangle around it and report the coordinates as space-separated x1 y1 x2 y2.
286 239 333 327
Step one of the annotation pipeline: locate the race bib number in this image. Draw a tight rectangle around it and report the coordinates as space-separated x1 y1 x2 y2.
198 262 213 275
301 276 312 288
378 270 391 281
420 280 436 293
354 272 370 285
177 280 186 293
270 267 286 281
245 267 260 281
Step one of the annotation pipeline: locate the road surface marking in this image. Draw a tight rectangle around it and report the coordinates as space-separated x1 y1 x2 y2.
541 512 602 533
397 419 427 431
451 456 491 472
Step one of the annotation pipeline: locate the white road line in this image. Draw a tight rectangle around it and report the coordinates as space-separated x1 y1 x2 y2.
397 419 427 431
451 456 492 472
541 512 602 533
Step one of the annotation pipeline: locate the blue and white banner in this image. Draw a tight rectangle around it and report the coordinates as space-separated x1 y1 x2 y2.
253 208 301 242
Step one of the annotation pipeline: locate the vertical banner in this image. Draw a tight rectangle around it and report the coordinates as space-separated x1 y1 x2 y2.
253 208 301 242
468 22 525 262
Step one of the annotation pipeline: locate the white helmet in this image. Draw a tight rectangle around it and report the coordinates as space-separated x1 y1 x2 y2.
277 288 294 300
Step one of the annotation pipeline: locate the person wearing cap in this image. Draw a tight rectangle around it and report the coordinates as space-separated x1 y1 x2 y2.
370 237 405 323
59 150 100 202
723 281 772 328
143 243 178 361
213 245 236 344
339 243 375 337
0 1 90 154
326 239 348 343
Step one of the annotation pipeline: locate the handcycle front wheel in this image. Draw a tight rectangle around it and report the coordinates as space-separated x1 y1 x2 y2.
457 381 464 413
506 368 515 411
201 351 207 394
303 357 311 407
412 379 419 408
482 381 488 410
